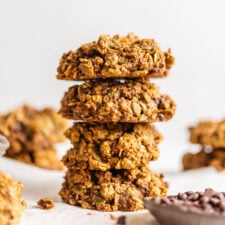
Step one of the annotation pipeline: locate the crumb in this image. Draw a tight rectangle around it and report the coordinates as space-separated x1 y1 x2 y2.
87 212 93 215
37 198 54 210
110 214 117 220
117 215 126 224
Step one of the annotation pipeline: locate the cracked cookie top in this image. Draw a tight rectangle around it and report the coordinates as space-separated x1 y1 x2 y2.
57 33 174 80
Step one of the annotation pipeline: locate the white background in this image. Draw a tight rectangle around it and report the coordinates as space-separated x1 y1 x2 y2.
1 1 225 224
1 0 225 145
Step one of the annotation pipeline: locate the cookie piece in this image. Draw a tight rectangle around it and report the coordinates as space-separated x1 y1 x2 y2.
0 172 26 225
5 148 64 170
182 147 225 171
189 119 225 148
37 198 54 210
60 80 176 123
59 168 168 211
56 33 174 80
63 123 162 170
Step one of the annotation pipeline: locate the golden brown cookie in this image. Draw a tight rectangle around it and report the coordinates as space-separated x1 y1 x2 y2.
182 147 225 171
0 105 66 170
0 105 67 154
59 167 168 211
0 172 26 225
63 123 162 170
60 80 176 123
56 33 174 81
189 119 225 148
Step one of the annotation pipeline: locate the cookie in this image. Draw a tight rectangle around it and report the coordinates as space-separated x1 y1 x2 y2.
0 105 66 170
59 79 176 123
0 172 26 225
182 147 225 171
189 119 225 148
63 123 162 170
0 104 67 154
59 167 168 211
56 33 174 80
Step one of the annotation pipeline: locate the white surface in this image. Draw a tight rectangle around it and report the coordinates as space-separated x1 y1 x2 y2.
1 0 225 142
1 142 225 225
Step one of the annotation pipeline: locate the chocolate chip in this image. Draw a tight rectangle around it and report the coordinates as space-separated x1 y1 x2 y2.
157 113 165 121
188 193 199 201
210 197 220 206
200 196 210 204
117 215 126 225
178 193 187 200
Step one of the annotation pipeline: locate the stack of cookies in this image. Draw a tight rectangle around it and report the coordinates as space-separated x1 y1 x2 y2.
57 34 176 211
183 119 225 171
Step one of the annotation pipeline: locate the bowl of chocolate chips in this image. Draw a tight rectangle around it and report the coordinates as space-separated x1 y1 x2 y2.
144 188 225 225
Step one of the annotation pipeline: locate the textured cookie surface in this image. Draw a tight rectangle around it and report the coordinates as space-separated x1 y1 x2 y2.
0 172 26 225
189 119 225 148
60 80 176 123
63 123 162 170
57 33 174 80
59 168 168 211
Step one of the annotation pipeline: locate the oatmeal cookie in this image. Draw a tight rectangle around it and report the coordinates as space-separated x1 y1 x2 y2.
182 147 225 171
0 105 66 170
56 33 174 80
189 119 225 148
0 172 26 225
59 168 168 211
63 123 162 170
5 148 64 170
60 80 176 123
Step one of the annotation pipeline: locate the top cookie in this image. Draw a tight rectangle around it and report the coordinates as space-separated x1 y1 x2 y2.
189 119 225 148
56 33 174 80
